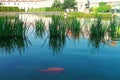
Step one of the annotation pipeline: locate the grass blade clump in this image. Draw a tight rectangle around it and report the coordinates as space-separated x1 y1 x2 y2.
70 17 81 40
0 16 30 54
115 23 120 40
49 15 66 54
35 19 45 38
89 16 106 48
108 17 117 40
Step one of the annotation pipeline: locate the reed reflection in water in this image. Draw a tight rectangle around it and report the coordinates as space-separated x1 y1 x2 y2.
89 16 106 49
35 19 45 38
68 17 81 41
48 15 67 54
0 15 120 55
0 16 30 54
24 15 120 54
88 16 120 51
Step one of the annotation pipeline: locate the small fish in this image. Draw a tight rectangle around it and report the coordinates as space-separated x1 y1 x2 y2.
38 67 64 73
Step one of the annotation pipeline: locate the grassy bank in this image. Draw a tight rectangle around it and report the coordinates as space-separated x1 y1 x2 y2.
0 11 113 18
0 6 25 12
67 12 113 18
28 7 63 12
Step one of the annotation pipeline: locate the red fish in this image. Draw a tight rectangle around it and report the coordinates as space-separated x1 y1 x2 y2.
38 67 64 73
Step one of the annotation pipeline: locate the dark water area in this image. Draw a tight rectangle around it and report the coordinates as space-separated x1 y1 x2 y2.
0 14 120 80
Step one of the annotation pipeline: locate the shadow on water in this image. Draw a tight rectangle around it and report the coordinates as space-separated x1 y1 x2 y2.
0 16 31 54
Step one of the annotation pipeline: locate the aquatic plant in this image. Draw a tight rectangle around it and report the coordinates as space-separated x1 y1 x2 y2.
70 17 81 40
89 16 106 48
35 19 45 38
0 34 30 54
49 15 66 54
0 16 30 54
116 25 120 39
49 15 61 37
0 16 28 37
111 19 120 41
108 17 117 40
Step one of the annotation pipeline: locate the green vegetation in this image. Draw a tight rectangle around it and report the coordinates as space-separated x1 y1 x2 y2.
91 2 111 13
35 19 45 38
116 26 120 40
88 16 120 49
33 15 119 53
52 0 62 8
107 18 120 40
49 15 66 54
0 16 27 37
28 7 63 12
63 0 76 9
29 0 77 12
0 16 29 53
0 15 120 54
96 5 111 12
99 2 107 6
52 0 77 10
67 12 112 18
62 0 76 9
89 16 106 48
0 6 25 12
29 10 113 18
70 17 81 40
48 15 81 53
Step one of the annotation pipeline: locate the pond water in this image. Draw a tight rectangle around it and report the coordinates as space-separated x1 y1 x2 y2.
0 14 120 80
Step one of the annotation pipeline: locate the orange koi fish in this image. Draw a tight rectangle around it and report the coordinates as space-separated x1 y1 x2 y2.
38 67 64 73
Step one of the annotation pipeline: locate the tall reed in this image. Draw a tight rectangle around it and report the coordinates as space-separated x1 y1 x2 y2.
116 23 120 39
89 16 106 48
49 15 66 54
109 19 120 41
35 19 45 38
70 17 81 40
108 17 117 40
0 16 30 54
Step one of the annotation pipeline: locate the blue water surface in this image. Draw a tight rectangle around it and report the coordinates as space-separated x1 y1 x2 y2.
0 18 120 80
